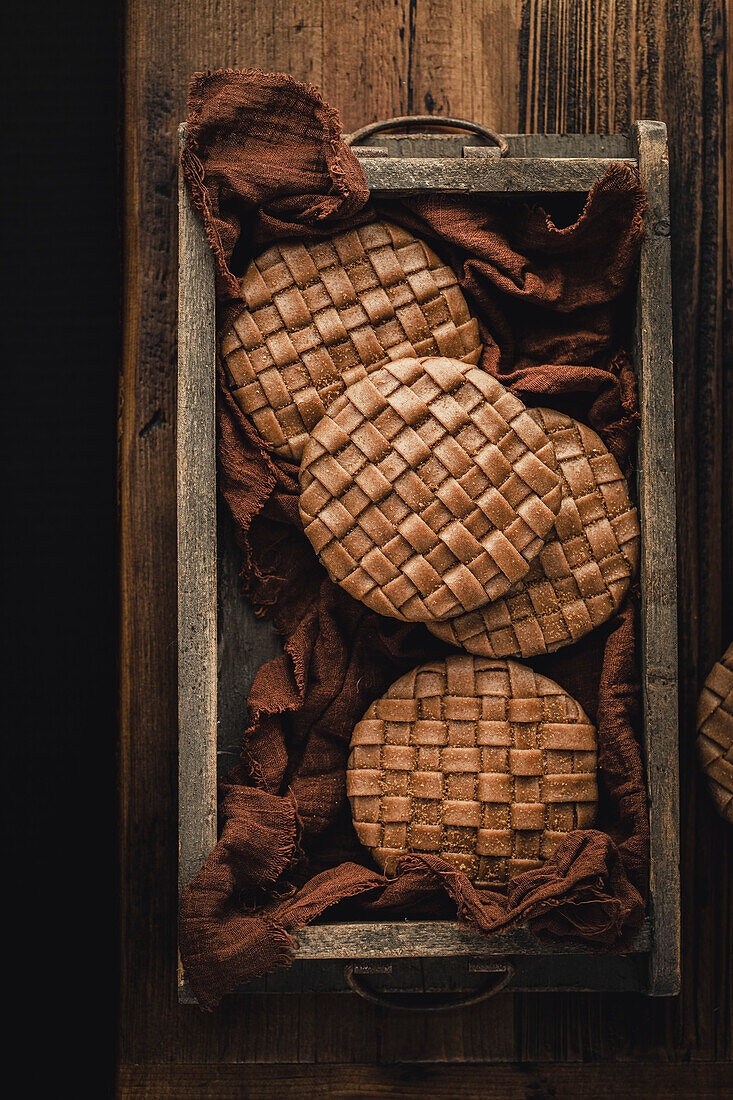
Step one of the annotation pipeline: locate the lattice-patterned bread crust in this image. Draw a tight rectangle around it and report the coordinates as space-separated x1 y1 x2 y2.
428 409 640 657
346 655 598 883
299 358 563 622
221 221 483 461
696 643 733 824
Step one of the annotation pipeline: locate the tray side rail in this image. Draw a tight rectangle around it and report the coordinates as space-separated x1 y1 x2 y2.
631 120 680 996
177 128 218 897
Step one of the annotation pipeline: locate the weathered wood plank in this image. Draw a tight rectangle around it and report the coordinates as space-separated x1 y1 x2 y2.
216 503 281 765
121 0 185 1064
322 1 410 125
290 919 652 958
117 1062 733 1098
358 155 635 192
177 128 218 895
259 951 646 993
324 1 523 133
409 0 522 127
519 0 632 133
180 949 648 999
660 0 731 1063
346 131 632 157
631 120 680 997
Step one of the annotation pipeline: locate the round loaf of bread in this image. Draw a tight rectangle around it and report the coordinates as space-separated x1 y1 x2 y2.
221 221 482 461
298 358 563 622
346 654 598 883
428 409 640 657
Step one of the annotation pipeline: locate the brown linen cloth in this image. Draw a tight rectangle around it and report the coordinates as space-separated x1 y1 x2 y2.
179 69 649 1010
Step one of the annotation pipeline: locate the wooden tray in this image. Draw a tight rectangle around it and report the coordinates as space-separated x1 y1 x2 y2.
177 122 679 1003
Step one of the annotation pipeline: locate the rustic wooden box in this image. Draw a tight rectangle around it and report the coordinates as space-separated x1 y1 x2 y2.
177 121 679 1004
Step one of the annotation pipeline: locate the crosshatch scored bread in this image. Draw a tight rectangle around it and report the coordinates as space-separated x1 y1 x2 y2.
428 409 640 658
221 221 483 461
696 643 733 823
346 655 598 883
298 357 563 622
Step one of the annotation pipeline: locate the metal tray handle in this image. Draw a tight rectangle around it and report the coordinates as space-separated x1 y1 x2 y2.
345 115 509 156
344 962 515 1012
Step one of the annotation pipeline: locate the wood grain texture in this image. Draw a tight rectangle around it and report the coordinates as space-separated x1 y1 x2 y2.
410 0 522 125
177 130 218 893
358 153 635 190
116 1062 733 1098
631 120 680 996
288 918 651 958
120 0 731 1073
216 503 282 766
348 132 633 155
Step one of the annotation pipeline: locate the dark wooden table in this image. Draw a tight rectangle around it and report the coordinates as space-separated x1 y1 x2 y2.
118 2 732 1095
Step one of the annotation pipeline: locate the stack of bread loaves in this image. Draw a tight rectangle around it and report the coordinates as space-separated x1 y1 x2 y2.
222 221 641 885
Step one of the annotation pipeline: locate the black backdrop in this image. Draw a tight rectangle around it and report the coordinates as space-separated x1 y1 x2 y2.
4 3 119 1094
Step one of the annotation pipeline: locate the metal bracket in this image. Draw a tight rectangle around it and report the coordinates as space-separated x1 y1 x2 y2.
350 962 393 975
468 957 512 973
463 145 502 158
351 146 389 157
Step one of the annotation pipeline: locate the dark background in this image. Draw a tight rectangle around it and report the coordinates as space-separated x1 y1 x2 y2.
4 1 731 1098
4 1 119 1095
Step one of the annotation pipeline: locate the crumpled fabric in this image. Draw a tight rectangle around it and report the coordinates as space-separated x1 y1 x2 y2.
179 69 649 1010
